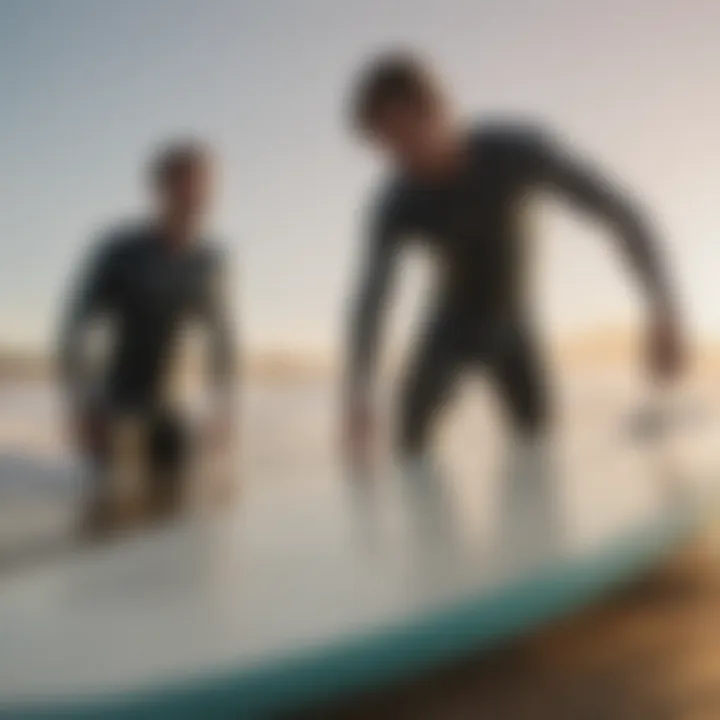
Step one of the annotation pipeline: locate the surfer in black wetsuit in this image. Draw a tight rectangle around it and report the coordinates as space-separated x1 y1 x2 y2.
59 141 237 531
344 54 684 467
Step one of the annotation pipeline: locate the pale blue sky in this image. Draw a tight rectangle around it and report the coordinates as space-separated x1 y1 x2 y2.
1 0 718 355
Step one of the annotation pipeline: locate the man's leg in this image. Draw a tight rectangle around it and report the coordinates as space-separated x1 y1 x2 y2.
81 409 148 537
147 411 193 518
398 317 466 457
396 317 467 553
487 324 560 549
486 323 551 439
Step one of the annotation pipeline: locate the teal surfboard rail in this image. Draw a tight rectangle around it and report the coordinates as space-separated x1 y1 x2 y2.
2 502 711 719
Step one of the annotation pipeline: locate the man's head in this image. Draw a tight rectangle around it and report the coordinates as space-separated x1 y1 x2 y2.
350 53 456 176
150 140 215 236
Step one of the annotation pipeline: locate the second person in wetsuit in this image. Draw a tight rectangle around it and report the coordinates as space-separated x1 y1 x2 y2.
59 141 237 532
344 54 684 466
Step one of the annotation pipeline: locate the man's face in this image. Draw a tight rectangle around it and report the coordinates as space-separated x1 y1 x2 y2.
369 99 451 176
161 158 215 226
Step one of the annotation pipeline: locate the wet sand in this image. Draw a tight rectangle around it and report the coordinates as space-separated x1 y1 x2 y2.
310 531 720 719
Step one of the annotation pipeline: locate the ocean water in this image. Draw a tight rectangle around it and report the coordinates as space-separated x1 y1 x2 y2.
0 372 718 558
0 372 718 713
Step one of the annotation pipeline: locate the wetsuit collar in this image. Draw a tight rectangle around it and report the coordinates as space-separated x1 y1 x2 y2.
150 219 201 254
404 129 473 187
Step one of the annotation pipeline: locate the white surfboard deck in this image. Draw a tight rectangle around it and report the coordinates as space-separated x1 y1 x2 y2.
0 383 718 717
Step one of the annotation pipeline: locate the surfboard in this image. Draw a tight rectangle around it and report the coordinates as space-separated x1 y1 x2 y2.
0 408 718 719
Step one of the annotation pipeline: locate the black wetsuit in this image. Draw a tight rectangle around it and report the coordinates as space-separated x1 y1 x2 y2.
59 223 236 485
348 123 669 452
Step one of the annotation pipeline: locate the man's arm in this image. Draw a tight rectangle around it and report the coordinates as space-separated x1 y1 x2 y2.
344 201 402 466
542 141 673 311
346 211 400 404
57 239 116 409
533 133 683 377
201 250 239 438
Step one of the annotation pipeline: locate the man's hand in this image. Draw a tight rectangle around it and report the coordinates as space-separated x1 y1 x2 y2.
69 404 108 456
647 308 685 383
344 395 375 470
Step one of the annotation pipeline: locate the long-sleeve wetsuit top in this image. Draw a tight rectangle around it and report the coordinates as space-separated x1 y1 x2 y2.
348 122 672 396
59 223 237 411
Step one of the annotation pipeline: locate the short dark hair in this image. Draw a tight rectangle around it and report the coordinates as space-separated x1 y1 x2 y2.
150 139 211 189
350 52 439 134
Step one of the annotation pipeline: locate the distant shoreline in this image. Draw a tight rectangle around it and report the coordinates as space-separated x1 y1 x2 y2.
1 327 718 382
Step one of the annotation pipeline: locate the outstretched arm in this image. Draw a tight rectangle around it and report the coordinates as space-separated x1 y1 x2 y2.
542 141 674 316
537 135 684 378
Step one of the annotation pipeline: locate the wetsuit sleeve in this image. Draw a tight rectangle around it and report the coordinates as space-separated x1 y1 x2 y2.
532 133 675 315
347 198 403 400
200 251 238 392
57 239 117 407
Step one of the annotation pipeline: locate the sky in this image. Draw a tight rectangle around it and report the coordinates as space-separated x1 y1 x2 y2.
0 0 718 357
